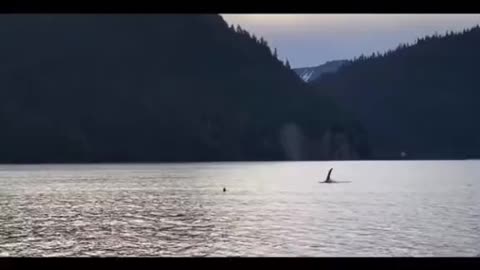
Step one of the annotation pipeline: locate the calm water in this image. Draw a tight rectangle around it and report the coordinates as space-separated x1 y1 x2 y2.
0 161 479 257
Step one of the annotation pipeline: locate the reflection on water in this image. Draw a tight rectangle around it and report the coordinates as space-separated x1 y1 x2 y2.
0 161 479 256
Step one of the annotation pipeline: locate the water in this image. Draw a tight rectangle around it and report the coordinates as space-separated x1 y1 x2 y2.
0 161 479 257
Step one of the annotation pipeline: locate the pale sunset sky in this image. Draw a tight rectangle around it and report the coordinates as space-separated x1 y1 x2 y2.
222 14 480 68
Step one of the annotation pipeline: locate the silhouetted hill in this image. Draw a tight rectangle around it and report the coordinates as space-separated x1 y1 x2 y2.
0 14 368 163
294 60 348 82
312 26 480 159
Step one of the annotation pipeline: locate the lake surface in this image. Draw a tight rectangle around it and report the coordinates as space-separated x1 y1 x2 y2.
0 161 479 257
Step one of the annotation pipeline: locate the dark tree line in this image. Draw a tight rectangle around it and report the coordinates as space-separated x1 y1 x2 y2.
0 14 368 163
312 25 480 159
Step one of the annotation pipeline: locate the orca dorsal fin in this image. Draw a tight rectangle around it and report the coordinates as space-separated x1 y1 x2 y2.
325 168 333 182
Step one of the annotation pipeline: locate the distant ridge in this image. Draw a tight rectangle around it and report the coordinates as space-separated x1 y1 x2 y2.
311 25 480 159
293 60 348 82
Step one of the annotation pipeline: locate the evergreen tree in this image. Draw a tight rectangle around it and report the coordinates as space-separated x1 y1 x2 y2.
0 14 366 162
285 59 291 69
312 25 480 159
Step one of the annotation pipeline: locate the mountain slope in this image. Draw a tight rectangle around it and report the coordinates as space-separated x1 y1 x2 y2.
0 14 368 163
294 60 347 82
311 26 480 159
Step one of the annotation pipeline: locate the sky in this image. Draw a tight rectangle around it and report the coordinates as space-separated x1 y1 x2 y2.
222 14 480 68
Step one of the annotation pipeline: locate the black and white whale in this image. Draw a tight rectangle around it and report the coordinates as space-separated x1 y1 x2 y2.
320 168 350 184
324 168 335 183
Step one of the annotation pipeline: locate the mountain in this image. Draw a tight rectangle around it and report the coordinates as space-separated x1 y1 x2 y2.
0 14 369 163
294 60 348 82
311 26 480 159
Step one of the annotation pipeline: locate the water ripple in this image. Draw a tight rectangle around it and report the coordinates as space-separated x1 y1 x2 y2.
0 161 479 256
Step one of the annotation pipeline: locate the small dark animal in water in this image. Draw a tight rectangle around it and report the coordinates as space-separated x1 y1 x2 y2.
223 187 226 192
324 168 334 183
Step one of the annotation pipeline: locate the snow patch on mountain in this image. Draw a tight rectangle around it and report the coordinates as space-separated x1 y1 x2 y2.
294 60 348 83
